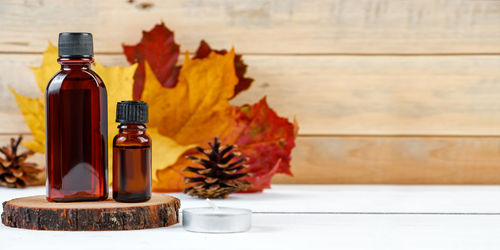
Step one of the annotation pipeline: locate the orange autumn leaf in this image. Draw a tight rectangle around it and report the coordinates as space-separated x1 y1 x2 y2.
155 98 297 192
141 50 240 191
141 50 238 145
193 40 253 98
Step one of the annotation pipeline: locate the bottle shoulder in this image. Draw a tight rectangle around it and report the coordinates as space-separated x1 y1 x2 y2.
46 68 105 92
113 132 151 147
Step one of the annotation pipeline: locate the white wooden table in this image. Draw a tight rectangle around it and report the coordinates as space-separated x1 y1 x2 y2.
1 185 500 250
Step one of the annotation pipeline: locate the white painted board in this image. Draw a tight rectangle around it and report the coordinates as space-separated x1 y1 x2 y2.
1 185 500 250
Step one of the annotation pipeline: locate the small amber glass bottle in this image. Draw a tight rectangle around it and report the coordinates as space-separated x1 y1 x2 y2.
113 101 151 202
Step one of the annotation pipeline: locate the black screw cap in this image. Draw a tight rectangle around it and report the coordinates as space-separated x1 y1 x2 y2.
116 101 149 124
58 32 94 57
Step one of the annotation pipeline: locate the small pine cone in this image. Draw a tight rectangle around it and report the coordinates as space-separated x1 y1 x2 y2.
183 137 251 198
0 136 44 188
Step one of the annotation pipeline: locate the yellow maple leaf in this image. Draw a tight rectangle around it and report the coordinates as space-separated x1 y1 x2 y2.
141 50 238 191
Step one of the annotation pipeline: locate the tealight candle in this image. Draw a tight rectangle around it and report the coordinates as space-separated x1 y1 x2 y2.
182 199 251 233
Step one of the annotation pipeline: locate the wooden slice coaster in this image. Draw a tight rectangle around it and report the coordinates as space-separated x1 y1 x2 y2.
1 194 180 231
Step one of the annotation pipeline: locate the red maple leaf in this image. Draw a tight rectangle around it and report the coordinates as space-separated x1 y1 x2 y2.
123 24 253 99
123 22 180 99
221 97 296 192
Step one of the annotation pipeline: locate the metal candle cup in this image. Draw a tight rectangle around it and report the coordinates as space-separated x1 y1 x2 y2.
182 206 252 233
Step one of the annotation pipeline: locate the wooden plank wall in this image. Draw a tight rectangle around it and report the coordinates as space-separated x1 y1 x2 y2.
1 0 500 184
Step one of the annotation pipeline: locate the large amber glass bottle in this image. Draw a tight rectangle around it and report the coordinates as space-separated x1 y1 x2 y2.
46 33 108 202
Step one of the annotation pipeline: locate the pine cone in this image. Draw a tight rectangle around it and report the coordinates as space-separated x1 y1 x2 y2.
183 137 251 198
0 136 43 188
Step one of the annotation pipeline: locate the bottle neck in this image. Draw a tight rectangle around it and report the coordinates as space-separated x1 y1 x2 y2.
58 57 94 71
118 124 147 134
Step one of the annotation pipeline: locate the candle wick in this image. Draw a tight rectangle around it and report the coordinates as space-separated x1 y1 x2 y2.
206 198 219 210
